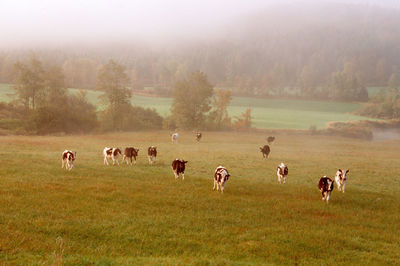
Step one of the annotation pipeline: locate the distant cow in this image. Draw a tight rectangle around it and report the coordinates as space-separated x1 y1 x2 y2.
103 147 122 165
148 146 157 164
196 132 202 142
260 145 271 158
335 169 349 193
171 132 179 143
62 150 76 171
213 166 230 193
123 147 139 165
267 136 275 144
276 162 288 184
318 176 334 202
172 159 188 180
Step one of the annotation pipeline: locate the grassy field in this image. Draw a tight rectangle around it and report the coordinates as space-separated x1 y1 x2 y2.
1 84 374 130
0 131 399 264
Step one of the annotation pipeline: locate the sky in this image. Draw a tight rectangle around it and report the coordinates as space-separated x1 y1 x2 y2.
0 0 398 48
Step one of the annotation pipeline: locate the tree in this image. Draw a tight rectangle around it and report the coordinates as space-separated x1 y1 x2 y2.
13 56 45 110
388 73 400 89
208 89 232 129
232 108 252 131
171 71 213 129
97 60 131 130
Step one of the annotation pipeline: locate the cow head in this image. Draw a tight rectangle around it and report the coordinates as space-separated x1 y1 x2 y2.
135 148 139 154
114 148 122 155
327 178 334 191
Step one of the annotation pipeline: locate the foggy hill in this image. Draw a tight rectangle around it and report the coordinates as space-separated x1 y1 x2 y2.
0 2 399 94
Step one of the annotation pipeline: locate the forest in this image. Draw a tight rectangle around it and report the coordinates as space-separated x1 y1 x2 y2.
0 3 399 101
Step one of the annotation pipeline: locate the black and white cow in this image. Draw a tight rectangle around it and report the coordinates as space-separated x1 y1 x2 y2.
62 150 76 170
123 147 139 165
148 146 157 164
335 169 349 193
171 159 188 180
196 132 202 142
318 176 334 202
103 147 122 165
171 132 179 143
267 136 275 144
276 162 288 184
260 145 271 158
213 166 230 193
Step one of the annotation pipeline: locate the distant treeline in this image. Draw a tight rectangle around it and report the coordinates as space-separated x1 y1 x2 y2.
0 4 399 101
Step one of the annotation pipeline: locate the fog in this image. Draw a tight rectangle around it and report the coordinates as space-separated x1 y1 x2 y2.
0 0 399 49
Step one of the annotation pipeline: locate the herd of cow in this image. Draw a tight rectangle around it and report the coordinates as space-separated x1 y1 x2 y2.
61 133 349 202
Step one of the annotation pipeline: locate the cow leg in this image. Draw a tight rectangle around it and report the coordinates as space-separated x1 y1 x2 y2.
326 192 331 203
213 180 217 190
342 183 346 193
283 175 286 184
321 191 325 200
182 173 185 180
104 157 109 165
221 183 225 193
133 157 136 165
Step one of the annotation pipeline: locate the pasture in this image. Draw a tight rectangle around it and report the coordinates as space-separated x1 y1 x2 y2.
0 131 399 264
1 84 373 129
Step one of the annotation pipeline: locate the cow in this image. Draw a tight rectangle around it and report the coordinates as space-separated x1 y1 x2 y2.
260 145 271 158
123 147 139 165
267 136 275 144
213 166 230 193
62 150 76 171
335 169 349 193
171 132 179 143
318 176 334 203
103 147 122 165
171 159 188 180
196 132 202 142
276 162 288 184
148 146 157 164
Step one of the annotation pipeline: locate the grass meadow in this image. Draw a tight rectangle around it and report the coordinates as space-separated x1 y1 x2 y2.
0 131 399 264
1 84 373 130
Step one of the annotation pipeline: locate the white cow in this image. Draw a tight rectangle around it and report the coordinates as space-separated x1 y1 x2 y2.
171 132 179 143
62 150 76 171
213 166 230 193
103 147 122 165
335 169 349 193
276 162 288 184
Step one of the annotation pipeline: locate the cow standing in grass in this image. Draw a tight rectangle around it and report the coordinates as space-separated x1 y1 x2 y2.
148 146 157 164
213 166 230 193
335 169 349 193
318 176 334 203
276 162 288 184
123 147 139 165
62 150 76 171
260 145 271 158
196 132 202 142
172 159 188 180
267 136 275 144
103 147 122 165
171 132 179 143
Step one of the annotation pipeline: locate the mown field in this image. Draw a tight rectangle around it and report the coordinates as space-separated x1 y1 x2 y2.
0 131 399 264
0 84 373 129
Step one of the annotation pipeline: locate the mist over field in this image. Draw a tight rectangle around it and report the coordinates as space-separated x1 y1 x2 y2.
1 1 400 264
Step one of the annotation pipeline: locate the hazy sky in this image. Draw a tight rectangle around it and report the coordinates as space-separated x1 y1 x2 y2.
0 0 398 48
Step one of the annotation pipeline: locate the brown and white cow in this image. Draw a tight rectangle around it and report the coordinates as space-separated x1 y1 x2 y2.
267 136 275 144
318 176 334 203
213 166 230 193
62 150 76 170
260 145 271 158
335 169 349 193
147 146 157 164
276 162 288 184
123 147 139 165
103 147 122 165
196 132 202 142
171 159 188 180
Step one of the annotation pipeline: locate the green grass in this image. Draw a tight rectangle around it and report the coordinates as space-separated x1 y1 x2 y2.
0 131 399 264
1 84 375 129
